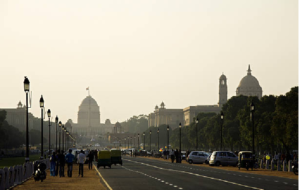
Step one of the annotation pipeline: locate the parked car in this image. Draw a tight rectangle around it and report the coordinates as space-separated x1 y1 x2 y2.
209 151 238 166
187 151 208 164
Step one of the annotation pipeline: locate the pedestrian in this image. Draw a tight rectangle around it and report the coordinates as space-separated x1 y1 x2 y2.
87 151 94 170
281 152 286 162
58 150 66 177
50 152 57 176
55 150 59 176
78 150 86 177
170 149 175 163
175 149 179 163
65 149 75 177
94 150 98 161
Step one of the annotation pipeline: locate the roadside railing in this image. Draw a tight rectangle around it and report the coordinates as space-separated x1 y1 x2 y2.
0 158 50 190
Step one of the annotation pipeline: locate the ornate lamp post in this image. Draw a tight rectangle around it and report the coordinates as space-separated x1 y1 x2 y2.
143 132 145 150
220 111 224 151
58 121 62 151
23 77 30 162
179 123 182 163
157 128 159 152
195 118 199 150
62 125 65 152
167 125 169 150
138 133 140 150
149 130 152 152
47 109 51 157
55 116 58 152
39 95 44 159
127 136 129 149
250 101 255 167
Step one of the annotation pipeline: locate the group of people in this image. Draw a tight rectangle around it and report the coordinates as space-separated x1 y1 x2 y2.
169 149 181 163
49 149 98 178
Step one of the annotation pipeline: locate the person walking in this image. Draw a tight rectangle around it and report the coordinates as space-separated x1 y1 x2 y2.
78 150 86 177
58 150 66 177
50 152 57 176
170 149 175 163
65 149 75 177
87 151 94 170
55 150 59 176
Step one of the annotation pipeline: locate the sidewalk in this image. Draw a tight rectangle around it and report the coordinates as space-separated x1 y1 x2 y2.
136 156 298 180
13 164 107 190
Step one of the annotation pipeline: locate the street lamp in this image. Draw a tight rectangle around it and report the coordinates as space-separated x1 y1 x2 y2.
61 125 64 151
179 123 182 163
220 111 224 151
157 128 159 152
127 136 129 149
39 95 44 160
143 132 145 150
150 130 152 152
47 109 51 157
138 133 140 150
250 101 255 168
195 118 199 150
55 116 58 152
58 121 62 151
23 77 30 162
167 125 169 151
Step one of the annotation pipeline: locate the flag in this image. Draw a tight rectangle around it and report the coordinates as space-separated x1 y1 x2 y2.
86 87 89 90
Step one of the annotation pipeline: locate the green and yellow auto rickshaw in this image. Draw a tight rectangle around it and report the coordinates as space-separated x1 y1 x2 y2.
97 150 112 169
111 149 122 166
238 151 253 170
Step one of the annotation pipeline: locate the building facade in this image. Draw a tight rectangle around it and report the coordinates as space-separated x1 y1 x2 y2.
148 65 263 128
71 95 114 136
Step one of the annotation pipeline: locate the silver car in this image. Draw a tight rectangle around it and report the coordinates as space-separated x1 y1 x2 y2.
209 151 238 166
187 151 208 164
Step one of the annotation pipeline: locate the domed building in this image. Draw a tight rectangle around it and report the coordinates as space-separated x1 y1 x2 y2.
236 65 262 98
78 96 100 127
70 95 115 137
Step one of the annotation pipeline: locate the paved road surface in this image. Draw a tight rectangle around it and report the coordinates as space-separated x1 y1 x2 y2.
96 157 298 190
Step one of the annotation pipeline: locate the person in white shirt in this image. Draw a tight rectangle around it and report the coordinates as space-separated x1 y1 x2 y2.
77 150 86 177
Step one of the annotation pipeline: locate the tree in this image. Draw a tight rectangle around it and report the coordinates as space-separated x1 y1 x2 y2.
271 87 298 153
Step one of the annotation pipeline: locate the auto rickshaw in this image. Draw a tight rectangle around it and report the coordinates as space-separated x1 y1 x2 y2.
97 150 112 169
111 149 122 166
238 151 253 170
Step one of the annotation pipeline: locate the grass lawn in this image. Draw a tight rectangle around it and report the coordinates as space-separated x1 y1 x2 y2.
0 154 41 169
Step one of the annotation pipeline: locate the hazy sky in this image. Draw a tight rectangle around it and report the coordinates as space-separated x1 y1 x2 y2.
0 0 297 124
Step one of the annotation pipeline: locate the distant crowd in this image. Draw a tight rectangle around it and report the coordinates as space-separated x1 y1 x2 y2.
49 149 98 178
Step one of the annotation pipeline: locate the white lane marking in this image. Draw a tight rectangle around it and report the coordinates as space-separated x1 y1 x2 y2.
179 188 183 190
124 159 264 190
283 182 288 185
170 184 173 186
93 165 113 190
274 181 278 182
174 185 178 187
293 184 297 186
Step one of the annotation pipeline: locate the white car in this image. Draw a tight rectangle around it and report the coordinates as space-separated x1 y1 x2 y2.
187 151 208 164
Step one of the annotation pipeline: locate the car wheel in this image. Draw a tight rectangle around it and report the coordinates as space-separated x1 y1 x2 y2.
188 160 193 164
215 161 220 166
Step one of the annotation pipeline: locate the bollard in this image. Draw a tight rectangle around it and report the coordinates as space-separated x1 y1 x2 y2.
283 160 288 171
266 160 270 169
288 160 292 172
8 166 14 188
271 160 275 170
260 159 264 169
19 165 23 182
0 169 5 190
3 167 9 190
277 160 281 171
14 166 19 186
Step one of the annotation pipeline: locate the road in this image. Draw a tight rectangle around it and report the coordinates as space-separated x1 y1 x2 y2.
95 156 298 190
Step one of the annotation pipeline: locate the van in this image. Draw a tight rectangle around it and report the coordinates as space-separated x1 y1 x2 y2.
209 151 238 166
